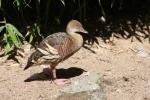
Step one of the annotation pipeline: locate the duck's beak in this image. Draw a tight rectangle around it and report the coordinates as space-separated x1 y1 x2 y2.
79 27 88 34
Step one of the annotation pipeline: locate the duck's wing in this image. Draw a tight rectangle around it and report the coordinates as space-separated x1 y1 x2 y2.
24 32 71 70
40 32 68 48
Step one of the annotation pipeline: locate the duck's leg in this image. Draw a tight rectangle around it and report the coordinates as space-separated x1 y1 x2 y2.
50 64 69 86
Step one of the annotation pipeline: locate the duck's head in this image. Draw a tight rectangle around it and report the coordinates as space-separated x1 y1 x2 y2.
66 20 88 34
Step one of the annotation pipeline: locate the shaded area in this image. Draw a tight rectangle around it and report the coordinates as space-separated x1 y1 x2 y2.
85 14 150 45
24 67 86 82
0 0 149 58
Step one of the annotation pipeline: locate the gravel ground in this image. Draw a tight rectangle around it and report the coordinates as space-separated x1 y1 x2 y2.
0 38 150 100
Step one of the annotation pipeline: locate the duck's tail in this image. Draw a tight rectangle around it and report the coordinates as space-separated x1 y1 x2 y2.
24 51 38 70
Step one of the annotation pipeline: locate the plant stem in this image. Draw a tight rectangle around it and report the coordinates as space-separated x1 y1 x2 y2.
44 0 51 34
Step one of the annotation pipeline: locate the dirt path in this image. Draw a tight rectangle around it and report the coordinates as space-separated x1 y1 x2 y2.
0 38 150 100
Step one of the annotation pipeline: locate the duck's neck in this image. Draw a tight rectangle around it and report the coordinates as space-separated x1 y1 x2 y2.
69 33 83 49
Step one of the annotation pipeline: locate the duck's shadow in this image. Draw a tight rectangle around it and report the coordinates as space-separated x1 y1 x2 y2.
24 67 86 82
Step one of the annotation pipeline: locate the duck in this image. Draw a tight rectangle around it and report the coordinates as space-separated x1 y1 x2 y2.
24 20 88 85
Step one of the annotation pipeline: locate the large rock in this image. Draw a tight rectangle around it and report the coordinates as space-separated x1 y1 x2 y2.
57 73 106 100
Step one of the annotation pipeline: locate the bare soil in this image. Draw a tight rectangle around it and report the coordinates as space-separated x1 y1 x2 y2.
0 38 150 100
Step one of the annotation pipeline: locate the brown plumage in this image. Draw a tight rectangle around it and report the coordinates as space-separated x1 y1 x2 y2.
24 20 88 85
